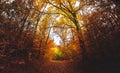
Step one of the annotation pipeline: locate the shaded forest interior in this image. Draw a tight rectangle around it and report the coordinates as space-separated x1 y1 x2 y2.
0 0 120 73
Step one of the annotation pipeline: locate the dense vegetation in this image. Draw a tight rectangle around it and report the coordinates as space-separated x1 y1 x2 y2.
0 0 120 63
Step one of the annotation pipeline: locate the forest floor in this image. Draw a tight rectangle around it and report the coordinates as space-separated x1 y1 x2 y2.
0 58 120 73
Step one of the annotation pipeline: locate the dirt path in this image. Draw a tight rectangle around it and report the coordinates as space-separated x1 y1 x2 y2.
36 60 84 73
1 59 120 73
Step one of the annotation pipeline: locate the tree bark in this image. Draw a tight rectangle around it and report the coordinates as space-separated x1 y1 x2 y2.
73 19 87 62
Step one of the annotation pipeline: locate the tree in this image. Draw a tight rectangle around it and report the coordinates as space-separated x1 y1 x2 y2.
35 0 120 62
82 0 120 61
37 0 90 62
0 0 46 62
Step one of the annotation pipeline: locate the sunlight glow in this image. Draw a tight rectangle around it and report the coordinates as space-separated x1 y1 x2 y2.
51 47 59 54
75 1 80 7
56 15 62 21
3 0 14 4
50 29 61 45
79 5 97 15
49 47 63 60
50 33 61 45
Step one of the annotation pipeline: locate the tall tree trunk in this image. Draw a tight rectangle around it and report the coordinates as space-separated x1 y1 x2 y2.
73 19 87 62
77 29 87 62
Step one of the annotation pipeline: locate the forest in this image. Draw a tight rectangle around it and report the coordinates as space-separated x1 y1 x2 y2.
0 0 120 73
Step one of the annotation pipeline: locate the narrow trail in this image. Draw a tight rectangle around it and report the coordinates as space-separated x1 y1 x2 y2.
36 60 83 73
1 59 120 73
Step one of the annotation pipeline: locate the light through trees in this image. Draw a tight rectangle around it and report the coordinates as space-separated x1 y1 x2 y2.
0 0 119 63
47 47 63 60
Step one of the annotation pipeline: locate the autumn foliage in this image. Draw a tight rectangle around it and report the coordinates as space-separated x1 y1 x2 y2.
0 0 120 63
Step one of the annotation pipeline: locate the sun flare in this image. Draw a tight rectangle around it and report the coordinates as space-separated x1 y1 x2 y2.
45 47 63 60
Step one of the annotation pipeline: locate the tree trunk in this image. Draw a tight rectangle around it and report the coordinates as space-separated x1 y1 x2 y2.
77 29 87 62
73 19 87 62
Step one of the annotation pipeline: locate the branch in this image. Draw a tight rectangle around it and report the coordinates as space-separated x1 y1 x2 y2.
68 1 74 11
46 0 72 19
40 26 74 29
